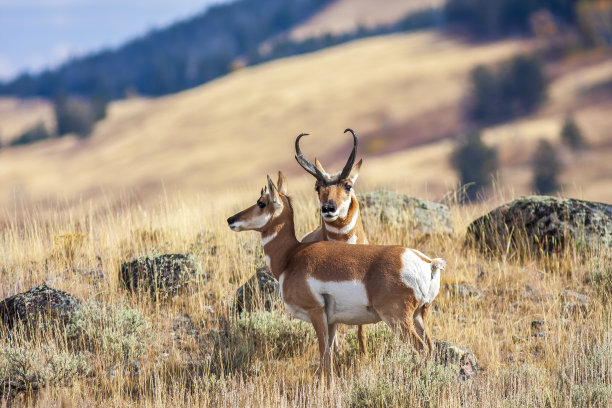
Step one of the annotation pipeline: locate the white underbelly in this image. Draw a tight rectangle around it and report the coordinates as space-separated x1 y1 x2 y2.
285 303 311 323
308 278 381 325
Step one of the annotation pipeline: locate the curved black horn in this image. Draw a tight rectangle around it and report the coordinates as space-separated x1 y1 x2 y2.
295 133 327 181
339 128 358 180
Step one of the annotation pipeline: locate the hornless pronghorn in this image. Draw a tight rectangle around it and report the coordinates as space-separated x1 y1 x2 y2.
227 172 445 383
295 129 369 354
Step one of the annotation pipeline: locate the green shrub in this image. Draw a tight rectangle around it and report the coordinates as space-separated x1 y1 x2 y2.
592 265 612 304
343 323 393 357
54 96 96 139
451 131 499 201
66 301 151 362
236 310 314 357
10 122 53 147
469 55 547 124
0 342 88 399
208 310 314 377
558 330 612 406
561 114 587 150
348 349 455 408
532 139 562 194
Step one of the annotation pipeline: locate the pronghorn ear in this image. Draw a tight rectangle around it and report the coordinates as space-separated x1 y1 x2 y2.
266 175 281 205
314 158 328 175
349 158 362 184
277 171 287 195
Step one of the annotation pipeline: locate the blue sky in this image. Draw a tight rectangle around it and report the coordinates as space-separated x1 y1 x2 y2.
0 0 228 80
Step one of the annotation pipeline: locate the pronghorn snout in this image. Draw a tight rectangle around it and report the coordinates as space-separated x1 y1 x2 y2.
227 215 240 231
321 201 337 215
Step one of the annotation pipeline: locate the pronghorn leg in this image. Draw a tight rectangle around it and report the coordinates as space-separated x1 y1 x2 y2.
328 323 338 355
376 299 424 353
421 304 434 354
413 306 432 355
357 325 367 355
308 307 332 385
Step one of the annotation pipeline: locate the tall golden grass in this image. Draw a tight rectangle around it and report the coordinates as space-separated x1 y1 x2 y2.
0 182 609 407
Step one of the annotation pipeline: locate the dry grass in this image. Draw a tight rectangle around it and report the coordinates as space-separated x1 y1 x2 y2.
288 0 445 40
0 183 610 407
0 98 53 144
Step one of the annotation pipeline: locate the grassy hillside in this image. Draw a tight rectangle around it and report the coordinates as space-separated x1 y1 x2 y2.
289 0 444 39
0 31 531 216
2 29 612 221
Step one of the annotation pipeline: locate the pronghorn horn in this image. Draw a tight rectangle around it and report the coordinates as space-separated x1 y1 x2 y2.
295 133 330 182
339 128 358 180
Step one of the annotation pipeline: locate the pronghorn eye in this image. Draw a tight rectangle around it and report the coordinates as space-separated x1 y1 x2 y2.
344 184 352 192
257 201 266 209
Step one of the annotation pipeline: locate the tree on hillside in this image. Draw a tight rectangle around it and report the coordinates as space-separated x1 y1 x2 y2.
469 54 547 124
445 0 579 38
54 96 96 139
560 114 587 150
532 139 562 194
10 122 53 147
451 131 499 201
502 55 548 116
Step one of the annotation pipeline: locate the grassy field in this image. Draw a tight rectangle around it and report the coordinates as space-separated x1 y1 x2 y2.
0 184 610 407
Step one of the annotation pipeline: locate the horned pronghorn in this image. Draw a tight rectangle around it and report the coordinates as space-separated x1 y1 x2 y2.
227 172 445 383
295 128 370 354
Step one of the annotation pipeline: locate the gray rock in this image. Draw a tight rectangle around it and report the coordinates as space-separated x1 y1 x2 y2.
434 341 479 380
0 284 80 329
119 254 205 298
235 266 280 313
357 191 454 235
466 196 612 257
560 290 590 303
560 290 591 316
443 283 482 298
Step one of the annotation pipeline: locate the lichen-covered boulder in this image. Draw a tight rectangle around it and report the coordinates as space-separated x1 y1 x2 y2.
120 254 205 298
357 191 453 235
434 341 479 380
235 266 280 313
0 284 80 329
466 196 612 257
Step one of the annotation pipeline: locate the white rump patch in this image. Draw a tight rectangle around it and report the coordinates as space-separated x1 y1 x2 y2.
307 278 380 325
399 249 442 306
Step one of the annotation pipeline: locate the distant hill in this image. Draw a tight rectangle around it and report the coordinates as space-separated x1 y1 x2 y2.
0 0 333 99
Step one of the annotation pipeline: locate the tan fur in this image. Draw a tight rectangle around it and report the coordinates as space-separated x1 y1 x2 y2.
227 173 444 383
302 159 368 353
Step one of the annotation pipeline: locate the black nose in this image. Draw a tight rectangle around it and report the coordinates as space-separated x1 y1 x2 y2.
227 216 236 225
321 202 337 214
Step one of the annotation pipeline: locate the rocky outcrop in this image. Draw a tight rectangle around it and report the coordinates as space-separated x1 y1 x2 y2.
0 284 80 329
434 341 479 380
235 266 280 313
357 191 454 235
120 254 205 298
466 196 612 257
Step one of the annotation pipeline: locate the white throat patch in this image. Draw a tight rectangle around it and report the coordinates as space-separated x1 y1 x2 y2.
324 207 358 235
262 231 278 247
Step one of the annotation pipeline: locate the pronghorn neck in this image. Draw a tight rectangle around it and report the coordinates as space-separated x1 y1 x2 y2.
322 194 367 244
260 200 299 280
